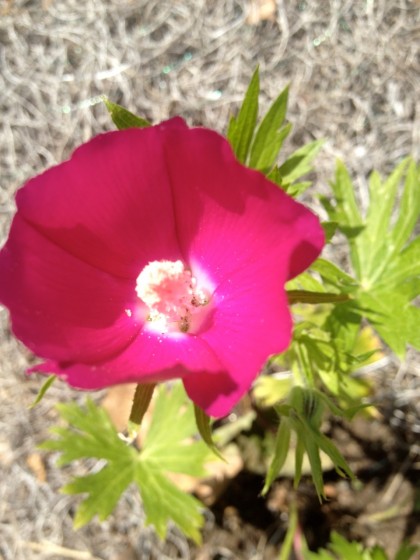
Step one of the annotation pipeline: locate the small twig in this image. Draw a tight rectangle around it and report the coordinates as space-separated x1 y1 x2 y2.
24 540 103 560
380 454 413 505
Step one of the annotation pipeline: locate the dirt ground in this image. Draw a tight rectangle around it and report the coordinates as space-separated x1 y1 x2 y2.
191 410 420 560
0 1 419 559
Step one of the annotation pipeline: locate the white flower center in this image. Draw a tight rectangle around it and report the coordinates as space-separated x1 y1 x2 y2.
136 260 211 334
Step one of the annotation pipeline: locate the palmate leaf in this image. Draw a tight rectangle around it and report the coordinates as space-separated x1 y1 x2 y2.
323 158 420 357
303 531 418 560
41 383 210 542
358 159 414 282
294 304 375 404
358 288 418 357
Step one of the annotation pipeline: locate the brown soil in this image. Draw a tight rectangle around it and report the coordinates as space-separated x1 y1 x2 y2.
190 413 419 559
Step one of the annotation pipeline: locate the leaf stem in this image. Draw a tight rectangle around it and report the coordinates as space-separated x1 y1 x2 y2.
129 383 156 426
287 290 351 305
279 499 298 560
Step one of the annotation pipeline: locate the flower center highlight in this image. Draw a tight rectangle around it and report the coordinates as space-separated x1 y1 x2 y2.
135 260 210 334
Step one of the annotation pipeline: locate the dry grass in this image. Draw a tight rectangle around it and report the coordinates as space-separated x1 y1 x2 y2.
0 1 419 558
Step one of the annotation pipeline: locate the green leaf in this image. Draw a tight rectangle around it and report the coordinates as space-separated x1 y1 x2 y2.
302 531 418 560
194 405 225 461
278 139 324 186
358 289 416 357
324 159 420 356
267 388 356 498
103 97 151 129
357 159 412 282
133 462 204 542
395 542 419 560
371 547 389 560
268 166 314 197
141 384 210 477
262 417 291 494
40 399 127 464
362 161 409 265
300 428 326 499
322 221 338 243
310 259 358 292
29 375 56 408
286 270 326 293
226 67 260 163
389 160 420 255
249 84 290 171
329 161 364 230
41 384 209 542
63 459 135 528
294 437 305 489
328 532 365 560
324 302 362 358
379 237 420 288
311 429 354 480
284 180 313 197
407 305 420 350
327 161 364 277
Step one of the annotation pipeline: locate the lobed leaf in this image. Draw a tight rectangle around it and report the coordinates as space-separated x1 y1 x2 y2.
41 384 209 541
358 159 410 280
388 160 420 255
379 237 420 289
63 459 135 528
324 158 420 356
133 462 204 542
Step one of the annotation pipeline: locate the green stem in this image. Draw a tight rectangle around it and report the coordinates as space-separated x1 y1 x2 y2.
129 383 156 426
279 499 298 560
287 290 351 305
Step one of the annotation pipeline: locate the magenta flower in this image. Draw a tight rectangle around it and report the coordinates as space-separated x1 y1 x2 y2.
0 118 324 417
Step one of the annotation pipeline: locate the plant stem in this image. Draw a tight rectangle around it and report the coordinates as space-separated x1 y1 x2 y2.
287 290 351 305
129 383 156 426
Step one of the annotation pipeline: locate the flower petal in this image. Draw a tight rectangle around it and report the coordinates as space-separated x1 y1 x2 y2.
162 125 325 286
0 215 141 362
31 329 231 395
1 118 325 418
14 119 188 279
182 369 240 417
184 256 292 417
